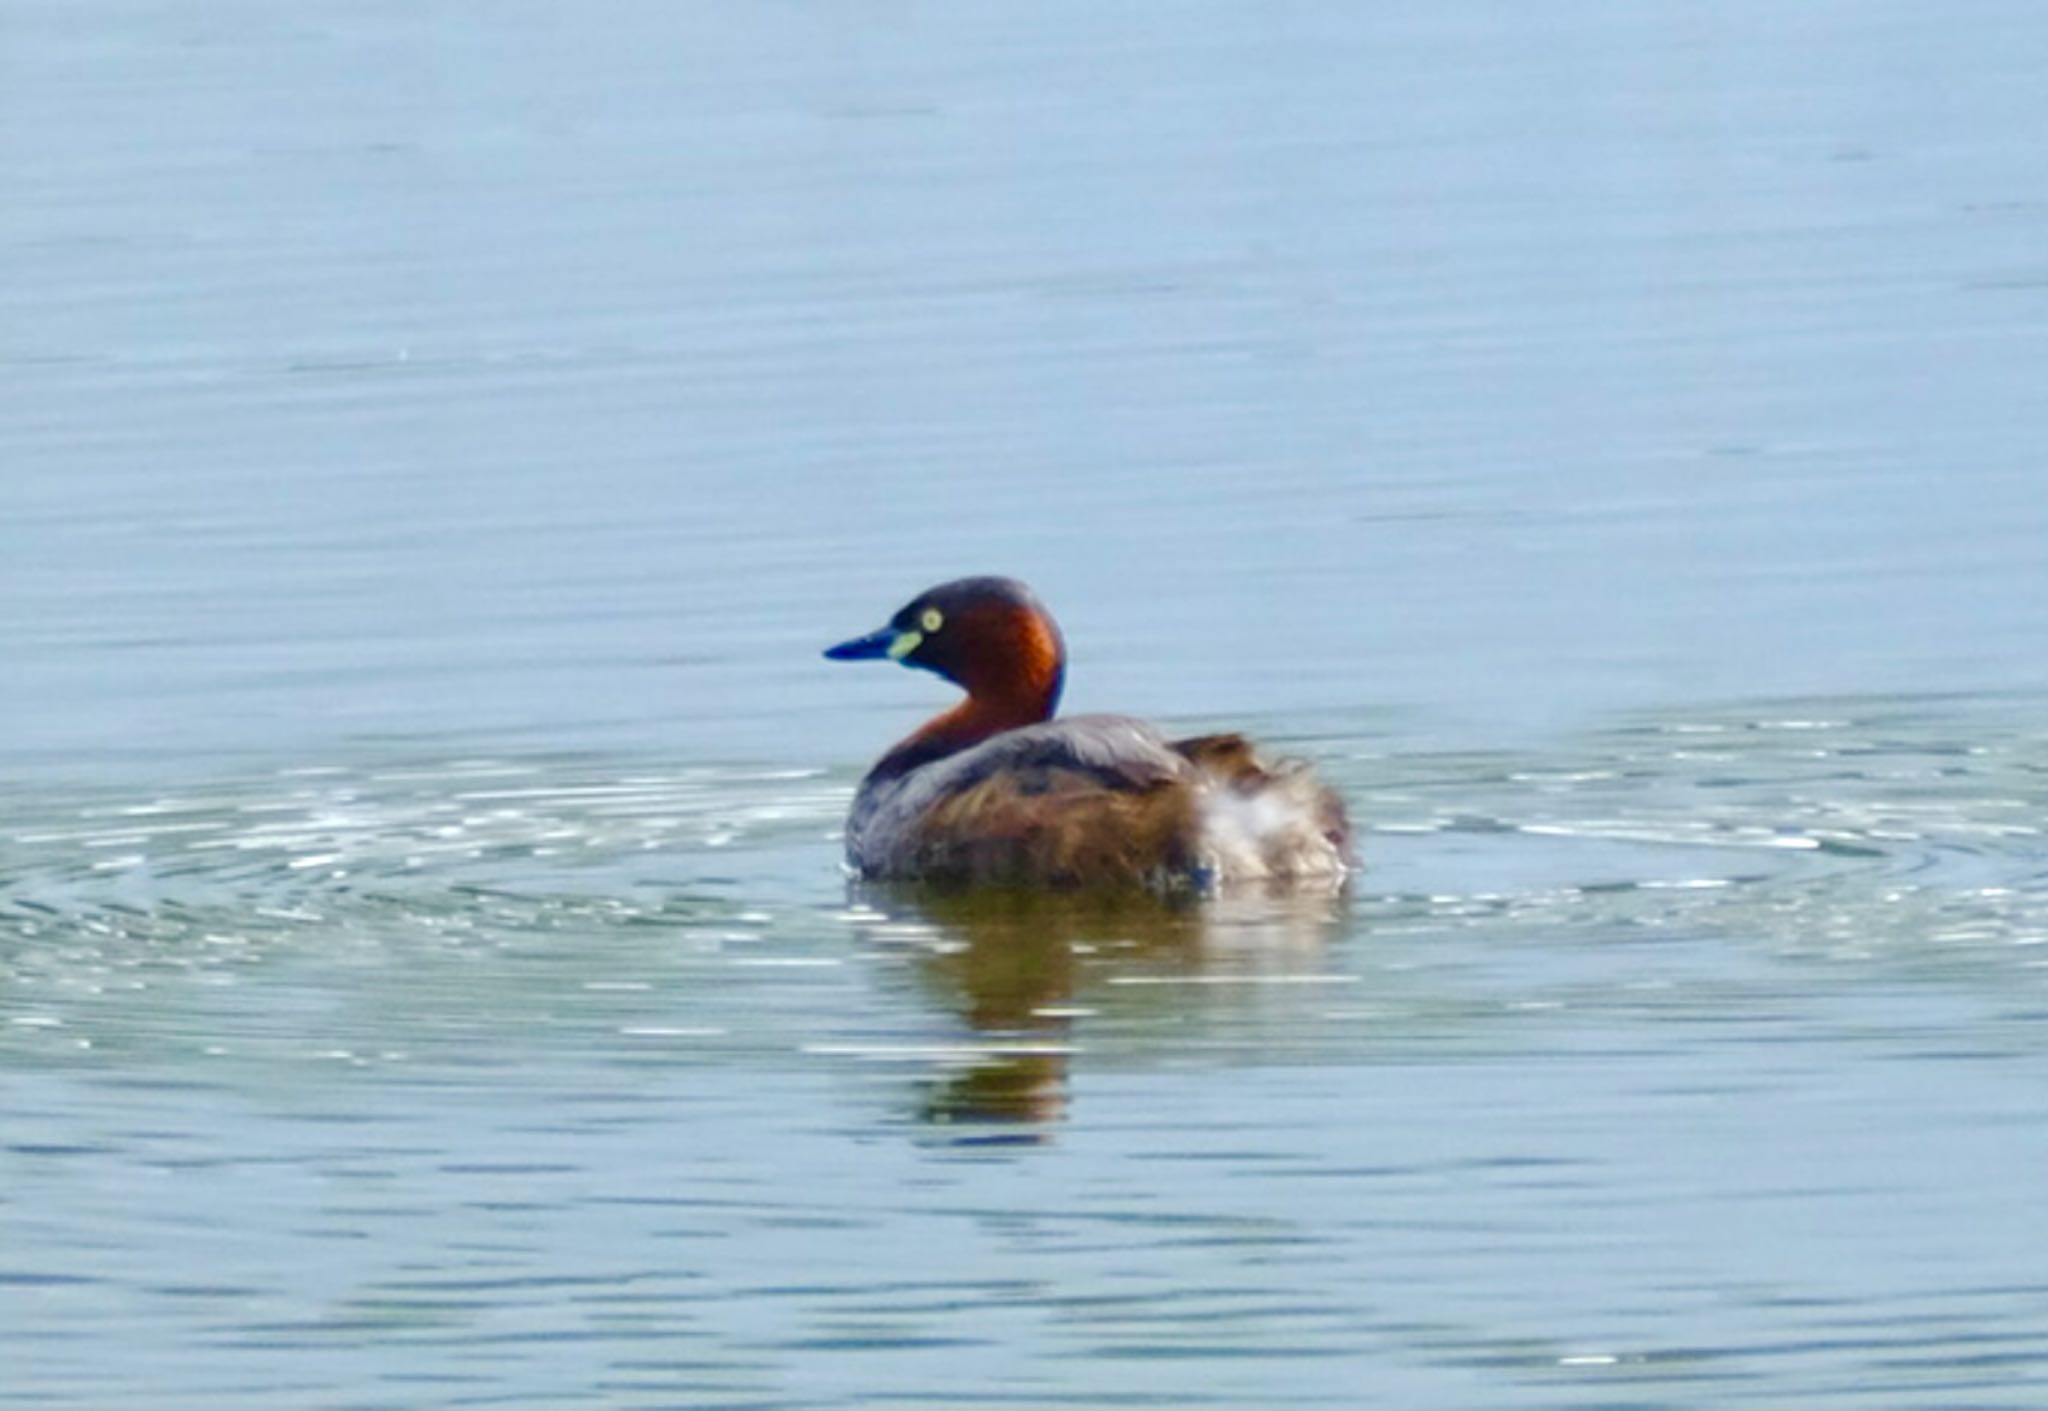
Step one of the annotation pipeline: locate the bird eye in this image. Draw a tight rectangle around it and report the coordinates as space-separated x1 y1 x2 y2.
920 607 944 633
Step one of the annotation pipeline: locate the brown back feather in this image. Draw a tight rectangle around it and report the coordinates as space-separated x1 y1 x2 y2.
1171 733 1267 787
903 765 1198 888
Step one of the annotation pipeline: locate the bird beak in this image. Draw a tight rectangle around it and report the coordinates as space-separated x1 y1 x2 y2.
823 626 920 662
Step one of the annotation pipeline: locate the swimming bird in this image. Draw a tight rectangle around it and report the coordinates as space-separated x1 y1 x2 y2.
825 576 1351 889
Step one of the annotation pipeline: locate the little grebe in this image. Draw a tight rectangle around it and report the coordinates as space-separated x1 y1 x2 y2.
826 577 1351 889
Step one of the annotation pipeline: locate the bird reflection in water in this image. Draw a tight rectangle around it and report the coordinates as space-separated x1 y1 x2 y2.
853 883 1348 1137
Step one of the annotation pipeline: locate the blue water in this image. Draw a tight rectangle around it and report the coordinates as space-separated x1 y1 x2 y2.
6 1 2048 1406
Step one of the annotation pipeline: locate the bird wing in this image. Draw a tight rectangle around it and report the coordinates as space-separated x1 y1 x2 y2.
858 716 1201 886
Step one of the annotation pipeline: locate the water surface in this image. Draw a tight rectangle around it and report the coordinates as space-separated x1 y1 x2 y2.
6 1 2048 1406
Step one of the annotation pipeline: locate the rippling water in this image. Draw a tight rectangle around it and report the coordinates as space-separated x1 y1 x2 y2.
8 0 2048 1405
7 707 2048 1404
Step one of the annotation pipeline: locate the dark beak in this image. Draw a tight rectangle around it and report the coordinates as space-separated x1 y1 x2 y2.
824 626 899 662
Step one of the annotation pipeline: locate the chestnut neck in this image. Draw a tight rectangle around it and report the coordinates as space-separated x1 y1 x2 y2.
870 613 1065 782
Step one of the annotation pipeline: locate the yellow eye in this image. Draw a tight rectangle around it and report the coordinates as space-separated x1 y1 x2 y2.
920 607 944 633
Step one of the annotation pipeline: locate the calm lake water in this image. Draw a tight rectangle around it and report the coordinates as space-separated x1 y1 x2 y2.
6 1 2048 1406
